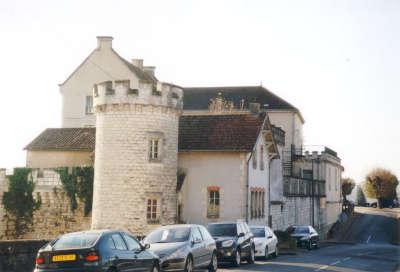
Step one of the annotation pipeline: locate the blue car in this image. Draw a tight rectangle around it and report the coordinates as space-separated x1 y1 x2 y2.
34 229 159 272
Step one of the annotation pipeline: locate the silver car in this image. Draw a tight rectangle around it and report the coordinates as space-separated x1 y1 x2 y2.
144 224 218 272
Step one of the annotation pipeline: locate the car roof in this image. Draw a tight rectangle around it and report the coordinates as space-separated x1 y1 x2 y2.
157 224 198 229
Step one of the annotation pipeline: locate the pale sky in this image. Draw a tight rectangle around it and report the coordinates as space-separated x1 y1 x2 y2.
0 0 399 183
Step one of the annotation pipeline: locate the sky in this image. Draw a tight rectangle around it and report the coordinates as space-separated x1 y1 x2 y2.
0 0 399 183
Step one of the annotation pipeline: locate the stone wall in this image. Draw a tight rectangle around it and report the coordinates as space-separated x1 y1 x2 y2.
270 196 327 236
0 169 90 240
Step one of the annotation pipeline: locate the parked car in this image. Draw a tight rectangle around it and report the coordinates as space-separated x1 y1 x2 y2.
34 229 159 272
288 225 319 250
143 224 217 272
249 226 278 259
207 221 255 267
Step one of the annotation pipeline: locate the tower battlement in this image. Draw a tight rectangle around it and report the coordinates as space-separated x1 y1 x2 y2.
93 80 183 111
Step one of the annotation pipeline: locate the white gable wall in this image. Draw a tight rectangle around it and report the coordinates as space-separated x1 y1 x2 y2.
60 40 141 128
268 111 303 148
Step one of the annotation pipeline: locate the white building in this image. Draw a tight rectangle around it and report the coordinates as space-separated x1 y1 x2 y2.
21 36 343 236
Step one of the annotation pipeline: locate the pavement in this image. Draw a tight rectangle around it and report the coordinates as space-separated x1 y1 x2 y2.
217 207 400 272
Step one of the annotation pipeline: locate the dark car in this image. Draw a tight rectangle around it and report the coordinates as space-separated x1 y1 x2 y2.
143 224 217 272
288 225 319 250
207 221 255 267
34 229 159 272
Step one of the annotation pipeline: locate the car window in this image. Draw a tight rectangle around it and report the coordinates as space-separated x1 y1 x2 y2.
112 233 128 250
207 224 237 237
199 226 213 241
144 227 191 243
191 227 203 242
293 226 310 234
250 227 265 238
122 233 141 251
106 236 116 250
51 232 100 250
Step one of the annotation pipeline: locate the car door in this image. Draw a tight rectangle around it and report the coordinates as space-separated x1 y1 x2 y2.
122 233 154 272
110 233 133 272
190 226 205 267
266 227 276 254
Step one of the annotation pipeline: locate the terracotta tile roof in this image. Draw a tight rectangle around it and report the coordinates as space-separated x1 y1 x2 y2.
25 114 266 152
24 128 95 151
178 113 266 152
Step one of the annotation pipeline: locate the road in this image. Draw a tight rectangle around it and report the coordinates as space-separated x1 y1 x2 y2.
219 207 400 272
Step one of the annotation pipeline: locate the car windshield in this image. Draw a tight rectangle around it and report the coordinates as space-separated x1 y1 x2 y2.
250 228 265 238
144 227 190 243
207 224 237 237
51 232 100 250
293 226 309 234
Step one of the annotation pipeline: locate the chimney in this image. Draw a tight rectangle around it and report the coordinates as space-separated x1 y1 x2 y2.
131 59 143 69
97 36 113 49
143 66 156 77
249 102 260 114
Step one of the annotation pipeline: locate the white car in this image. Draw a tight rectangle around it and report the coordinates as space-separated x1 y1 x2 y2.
250 226 278 259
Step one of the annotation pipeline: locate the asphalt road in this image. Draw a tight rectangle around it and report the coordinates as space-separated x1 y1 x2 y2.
218 207 400 272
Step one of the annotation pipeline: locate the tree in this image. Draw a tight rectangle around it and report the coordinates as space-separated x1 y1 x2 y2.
2 168 41 237
341 178 355 201
356 185 366 206
364 168 399 208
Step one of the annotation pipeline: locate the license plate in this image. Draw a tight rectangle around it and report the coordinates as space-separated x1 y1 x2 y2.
52 254 76 262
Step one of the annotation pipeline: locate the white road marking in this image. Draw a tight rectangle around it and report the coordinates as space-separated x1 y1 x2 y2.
330 260 341 266
343 257 352 261
366 235 372 243
315 265 329 271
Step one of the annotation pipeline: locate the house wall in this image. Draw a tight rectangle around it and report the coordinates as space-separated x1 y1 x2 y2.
26 150 92 168
247 133 270 226
270 145 284 202
60 38 139 128
178 152 247 225
268 111 303 148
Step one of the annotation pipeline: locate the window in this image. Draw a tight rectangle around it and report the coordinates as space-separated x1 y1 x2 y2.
207 187 220 218
250 188 265 219
199 226 213 241
111 234 127 250
191 227 203 242
106 236 116 250
260 146 264 170
149 139 159 161
85 96 93 114
252 149 257 169
147 199 159 223
122 233 141 251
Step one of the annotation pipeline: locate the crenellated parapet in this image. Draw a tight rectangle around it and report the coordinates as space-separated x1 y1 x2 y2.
93 80 183 113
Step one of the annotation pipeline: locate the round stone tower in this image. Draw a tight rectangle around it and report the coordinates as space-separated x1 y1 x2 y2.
91 77 183 234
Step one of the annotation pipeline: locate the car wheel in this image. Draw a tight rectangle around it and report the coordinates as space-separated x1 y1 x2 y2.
247 247 255 264
151 262 159 272
307 240 312 250
208 252 218 272
233 249 241 267
273 246 279 258
184 256 193 272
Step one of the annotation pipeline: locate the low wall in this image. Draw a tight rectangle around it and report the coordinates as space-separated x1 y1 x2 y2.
0 169 91 240
0 239 49 272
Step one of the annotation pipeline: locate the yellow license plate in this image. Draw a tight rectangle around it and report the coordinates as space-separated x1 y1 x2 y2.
52 254 76 262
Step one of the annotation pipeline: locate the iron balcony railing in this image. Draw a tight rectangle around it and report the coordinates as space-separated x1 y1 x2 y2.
283 177 326 197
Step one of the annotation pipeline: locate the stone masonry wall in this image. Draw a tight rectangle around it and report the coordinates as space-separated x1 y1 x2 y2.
0 169 90 240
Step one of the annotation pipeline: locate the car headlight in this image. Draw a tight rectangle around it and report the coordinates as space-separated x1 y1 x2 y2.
221 240 234 247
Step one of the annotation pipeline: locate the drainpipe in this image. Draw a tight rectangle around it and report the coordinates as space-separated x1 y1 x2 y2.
246 153 253 223
268 159 272 227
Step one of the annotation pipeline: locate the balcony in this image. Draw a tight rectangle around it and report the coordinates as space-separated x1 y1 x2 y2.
283 177 326 197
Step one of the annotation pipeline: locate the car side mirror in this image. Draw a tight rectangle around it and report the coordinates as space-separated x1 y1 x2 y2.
238 232 245 238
